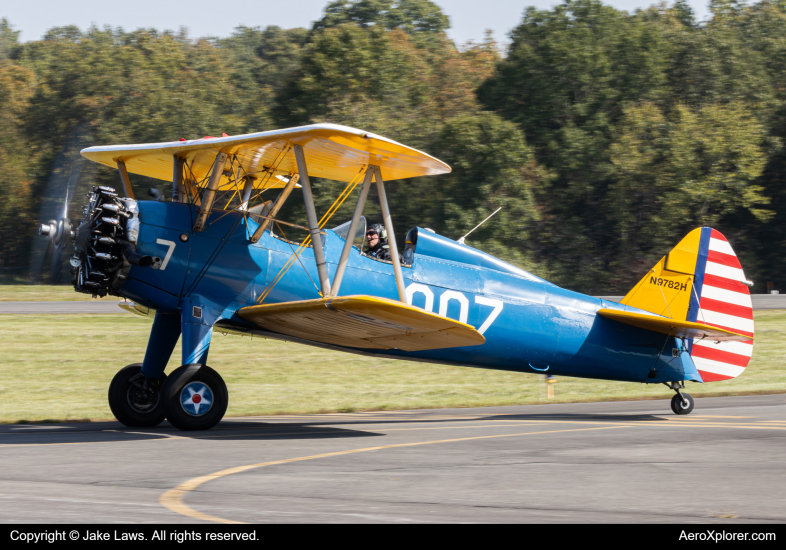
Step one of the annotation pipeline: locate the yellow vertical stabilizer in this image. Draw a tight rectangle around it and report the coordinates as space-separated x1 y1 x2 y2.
620 228 702 319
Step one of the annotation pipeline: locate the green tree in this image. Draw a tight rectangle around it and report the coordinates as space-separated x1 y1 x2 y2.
606 102 770 285
478 0 671 156
477 0 786 291
0 59 37 271
5 0 786 292
0 18 20 61
270 20 510 247
19 27 269 188
220 25 308 100
419 113 545 271
477 0 676 290
313 0 450 35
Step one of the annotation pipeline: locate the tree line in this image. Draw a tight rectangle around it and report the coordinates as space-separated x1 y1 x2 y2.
1 0 785 294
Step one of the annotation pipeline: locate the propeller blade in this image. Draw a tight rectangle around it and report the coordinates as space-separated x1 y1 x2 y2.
62 155 83 220
31 124 91 282
62 183 69 220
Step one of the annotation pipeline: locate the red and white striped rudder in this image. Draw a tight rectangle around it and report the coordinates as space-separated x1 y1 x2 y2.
690 229 754 382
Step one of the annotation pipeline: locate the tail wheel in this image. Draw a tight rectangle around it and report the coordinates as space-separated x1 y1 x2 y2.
108 364 167 427
671 392 695 415
163 364 228 431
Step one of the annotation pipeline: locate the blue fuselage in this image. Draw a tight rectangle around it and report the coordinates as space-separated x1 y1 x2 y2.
121 201 701 384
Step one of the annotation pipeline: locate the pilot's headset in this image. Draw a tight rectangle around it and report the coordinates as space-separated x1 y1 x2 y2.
371 224 387 241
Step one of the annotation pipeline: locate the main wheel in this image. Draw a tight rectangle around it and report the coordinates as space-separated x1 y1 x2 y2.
671 392 694 415
162 364 228 431
108 364 167 427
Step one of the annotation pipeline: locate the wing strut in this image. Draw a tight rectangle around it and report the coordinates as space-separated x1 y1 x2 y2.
249 174 299 241
374 165 407 303
172 156 186 203
116 160 135 199
327 165 406 302
330 167 374 296
294 144 332 296
239 175 255 211
193 152 228 232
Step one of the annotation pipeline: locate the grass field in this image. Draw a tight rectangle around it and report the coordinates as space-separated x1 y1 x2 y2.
0 285 107 302
1 311 784 423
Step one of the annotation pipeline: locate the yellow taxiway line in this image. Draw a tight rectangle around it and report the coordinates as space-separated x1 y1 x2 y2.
158 425 627 524
2 414 784 521
157 417 786 523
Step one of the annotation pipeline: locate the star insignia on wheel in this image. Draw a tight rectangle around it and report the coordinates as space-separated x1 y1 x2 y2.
183 385 211 415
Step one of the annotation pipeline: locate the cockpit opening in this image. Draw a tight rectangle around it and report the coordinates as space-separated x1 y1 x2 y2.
330 217 416 267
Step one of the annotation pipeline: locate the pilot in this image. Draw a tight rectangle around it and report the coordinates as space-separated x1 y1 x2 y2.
365 225 390 260
366 224 404 263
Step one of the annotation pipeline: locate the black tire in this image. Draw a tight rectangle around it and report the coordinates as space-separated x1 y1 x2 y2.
163 364 228 431
671 392 694 415
108 364 167 427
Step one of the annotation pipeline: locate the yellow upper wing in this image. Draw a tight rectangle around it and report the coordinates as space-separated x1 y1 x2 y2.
597 309 752 342
238 295 485 352
80 123 451 191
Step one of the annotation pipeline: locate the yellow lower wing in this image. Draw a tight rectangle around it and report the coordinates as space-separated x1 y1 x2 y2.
598 309 752 342
238 295 485 351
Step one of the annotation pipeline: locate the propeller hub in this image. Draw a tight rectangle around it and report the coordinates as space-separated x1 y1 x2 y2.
38 221 56 238
39 218 72 249
54 218 72 249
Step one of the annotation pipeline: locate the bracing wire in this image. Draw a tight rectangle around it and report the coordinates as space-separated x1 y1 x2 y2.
205 147 292 230
256 166 367 304
275 221 321 294
243 145 293 211
184 158 211 205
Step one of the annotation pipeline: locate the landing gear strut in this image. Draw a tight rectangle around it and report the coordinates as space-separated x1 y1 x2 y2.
665 381 694 415
111 297 227 430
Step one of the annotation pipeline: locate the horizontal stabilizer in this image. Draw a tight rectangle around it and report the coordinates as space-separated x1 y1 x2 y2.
238 295 485 352
597 309 752 342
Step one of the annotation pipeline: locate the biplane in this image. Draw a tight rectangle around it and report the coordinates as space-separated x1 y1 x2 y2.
38 124 755 430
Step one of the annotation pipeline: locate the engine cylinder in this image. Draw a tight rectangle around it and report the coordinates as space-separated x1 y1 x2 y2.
68 186 145 297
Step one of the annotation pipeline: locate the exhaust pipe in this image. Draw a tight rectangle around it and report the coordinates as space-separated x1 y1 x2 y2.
123 244 153 268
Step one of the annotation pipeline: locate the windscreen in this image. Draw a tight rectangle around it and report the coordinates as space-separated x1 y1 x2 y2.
331 216 367 251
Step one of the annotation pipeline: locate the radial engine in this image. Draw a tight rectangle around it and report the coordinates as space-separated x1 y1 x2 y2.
39 186 152 297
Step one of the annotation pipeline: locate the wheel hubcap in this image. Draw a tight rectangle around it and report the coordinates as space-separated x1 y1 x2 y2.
127 377 160 413
180 382 214 416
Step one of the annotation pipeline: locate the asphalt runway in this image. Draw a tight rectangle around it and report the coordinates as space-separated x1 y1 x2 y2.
2 294 785 314
1 395 784 524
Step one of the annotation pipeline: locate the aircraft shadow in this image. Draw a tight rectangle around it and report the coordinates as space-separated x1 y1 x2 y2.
0 412 674 447
478 413 670 423
0 420 381 446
